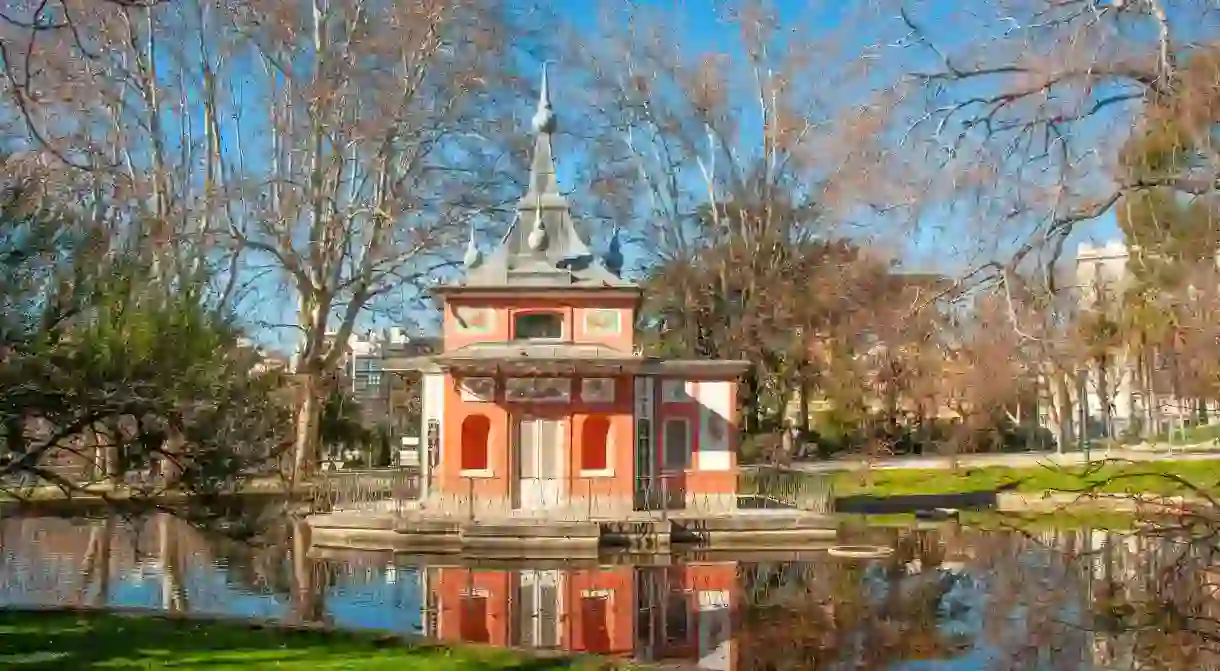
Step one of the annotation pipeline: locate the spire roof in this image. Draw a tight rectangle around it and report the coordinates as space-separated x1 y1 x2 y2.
455 64 633 290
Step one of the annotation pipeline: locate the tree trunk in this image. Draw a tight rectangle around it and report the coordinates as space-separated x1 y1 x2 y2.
291 518 324 624
798 368 811 434
158 514 188 614
742 368 759 435
80 517 114 607
1125 352 1138 440
292 372 322 482
160 416 185 487
1146 347 1160 438
1096 355 1111 441
102 420 121 484
1056 372 1074 453
87 425 105 482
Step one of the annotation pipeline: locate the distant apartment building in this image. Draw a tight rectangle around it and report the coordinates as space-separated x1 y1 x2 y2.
1041 241 1208 442
294 327 439 439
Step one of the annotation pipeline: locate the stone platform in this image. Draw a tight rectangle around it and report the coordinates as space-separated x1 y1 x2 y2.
306 508 838 555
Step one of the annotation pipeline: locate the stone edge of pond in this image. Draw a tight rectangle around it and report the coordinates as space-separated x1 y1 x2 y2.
0 605 631 668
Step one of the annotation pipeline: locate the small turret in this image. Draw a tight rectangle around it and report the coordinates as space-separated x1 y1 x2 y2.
463 226 482 269
604 226 623 276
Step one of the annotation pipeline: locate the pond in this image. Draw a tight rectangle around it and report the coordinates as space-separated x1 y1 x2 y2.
0 511 1216 670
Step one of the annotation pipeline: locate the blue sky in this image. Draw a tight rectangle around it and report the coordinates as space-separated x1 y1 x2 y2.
554 0 1122 267
246 0 1127 352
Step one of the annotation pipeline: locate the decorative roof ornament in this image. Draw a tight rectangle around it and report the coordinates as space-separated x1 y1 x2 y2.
463 225 482 269
604 225 623 276
452 62 635 290
527 201 548 251
531 62 556 135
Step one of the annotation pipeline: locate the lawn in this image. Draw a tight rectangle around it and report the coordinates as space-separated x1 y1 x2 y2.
829 458 1220 498
838 510 1144 532
0 609 602 670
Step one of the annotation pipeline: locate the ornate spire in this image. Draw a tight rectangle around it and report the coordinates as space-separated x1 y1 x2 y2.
454 61 636 290
531 62 556 134
526 63 559 197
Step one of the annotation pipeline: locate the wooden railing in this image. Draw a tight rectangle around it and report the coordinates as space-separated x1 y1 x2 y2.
308 466 834 519
310 468 421 514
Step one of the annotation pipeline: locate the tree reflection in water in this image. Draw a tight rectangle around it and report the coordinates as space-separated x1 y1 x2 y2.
4 513 1220 669
737 531 975 670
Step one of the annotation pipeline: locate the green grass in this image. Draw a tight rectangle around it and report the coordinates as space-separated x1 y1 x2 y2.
1163 422 1220 446
836 510 1147 532
829 458 1220 498
0 609 605 670
959 510 1142 532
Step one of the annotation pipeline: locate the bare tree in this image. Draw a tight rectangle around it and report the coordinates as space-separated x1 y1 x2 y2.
0 0 537 478
216 0 531 478
869 1 1220 285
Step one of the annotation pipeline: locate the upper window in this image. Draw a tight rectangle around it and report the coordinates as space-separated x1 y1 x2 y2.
514 312 564 340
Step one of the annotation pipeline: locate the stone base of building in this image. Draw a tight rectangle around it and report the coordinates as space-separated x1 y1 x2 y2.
414 492 636 521
406 491 738 521
685 492 738 514
307 506 840 555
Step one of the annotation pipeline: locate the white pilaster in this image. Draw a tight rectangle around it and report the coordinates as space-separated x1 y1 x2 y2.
421 373 446 498
634 377 656 483
697 381 732 471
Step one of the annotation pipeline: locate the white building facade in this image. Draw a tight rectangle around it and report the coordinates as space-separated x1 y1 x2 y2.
1041 241 1209 444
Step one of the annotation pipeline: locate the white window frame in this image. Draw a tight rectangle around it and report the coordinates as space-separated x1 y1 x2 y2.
458 377 496 402
582 309 622 336
581 378 616 403
661 379 696 404
453 305 495 334
512 310 566 341
505 377 572 403
661 418 691 471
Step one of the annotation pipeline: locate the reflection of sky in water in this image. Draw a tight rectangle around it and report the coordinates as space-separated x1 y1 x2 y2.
0 553 1022 669
0 550 426 636
1 521 1106 670
107 567 291 620
325 566 424 634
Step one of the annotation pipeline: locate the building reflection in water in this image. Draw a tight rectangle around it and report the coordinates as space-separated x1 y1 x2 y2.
423 563 736 669
11 513 1220 669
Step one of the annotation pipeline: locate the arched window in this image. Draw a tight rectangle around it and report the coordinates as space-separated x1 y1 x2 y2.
513 311 564 340
581 415 611 472
460 415 490 471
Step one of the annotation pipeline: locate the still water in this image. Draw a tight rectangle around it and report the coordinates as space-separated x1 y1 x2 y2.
0 513 1212 670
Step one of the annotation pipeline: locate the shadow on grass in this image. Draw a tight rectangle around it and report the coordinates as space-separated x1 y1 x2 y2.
0 609 592 670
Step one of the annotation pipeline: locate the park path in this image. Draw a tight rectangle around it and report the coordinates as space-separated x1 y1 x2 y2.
789 444 1220 473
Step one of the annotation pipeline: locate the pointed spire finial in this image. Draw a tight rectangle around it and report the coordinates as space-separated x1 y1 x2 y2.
531 62 556 135
463 225 482 269
525 62 560 197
